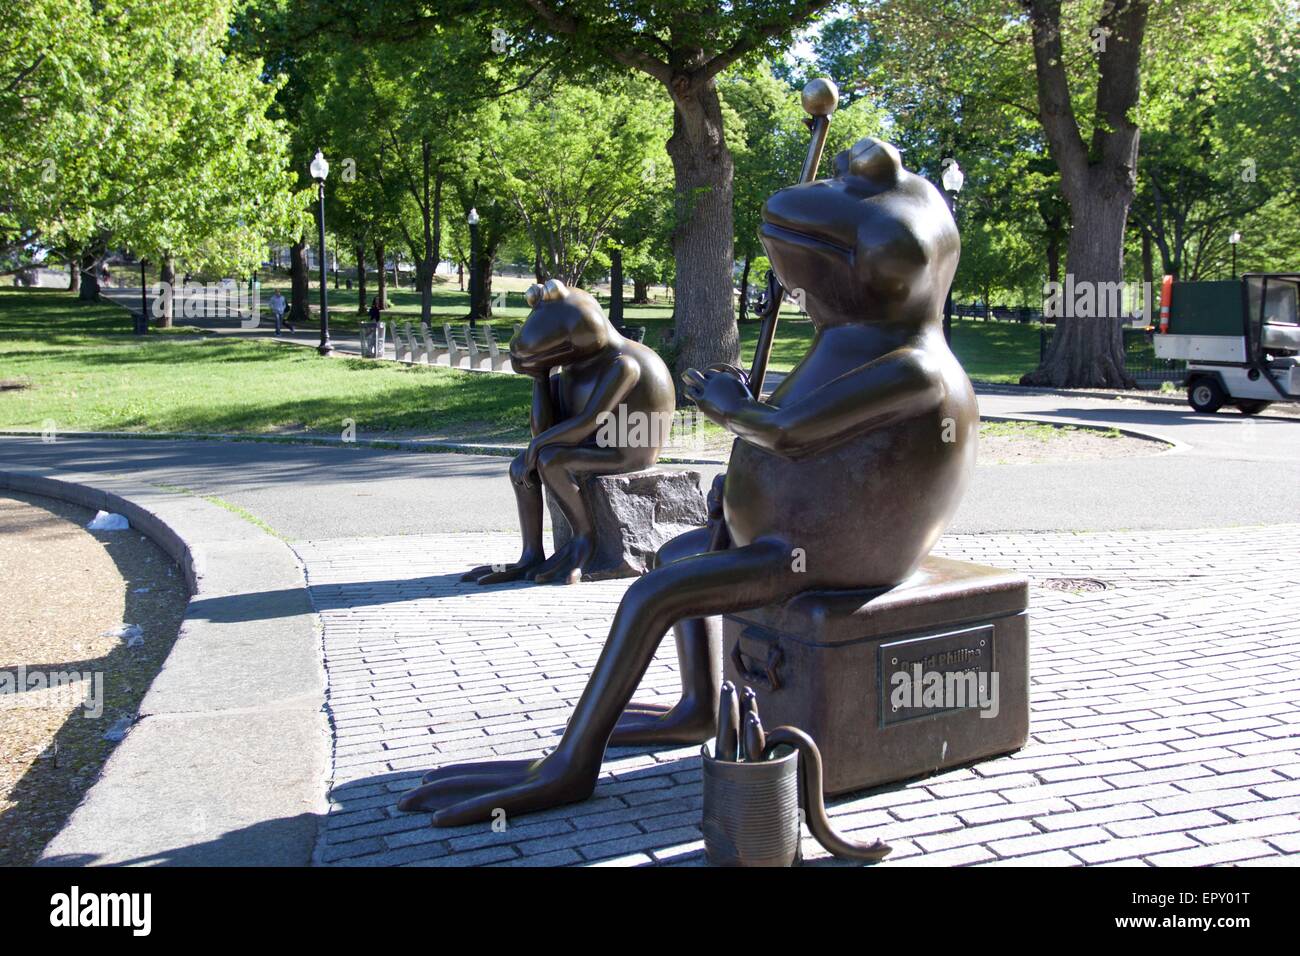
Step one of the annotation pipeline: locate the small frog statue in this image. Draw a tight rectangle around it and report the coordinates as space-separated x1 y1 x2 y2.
401 138 977 822
461 279 676 585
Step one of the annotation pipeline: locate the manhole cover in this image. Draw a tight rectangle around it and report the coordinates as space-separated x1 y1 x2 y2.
1041 577 1111 593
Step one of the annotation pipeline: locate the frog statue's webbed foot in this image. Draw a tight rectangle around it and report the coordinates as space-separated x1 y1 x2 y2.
461 549 546 585
396 754 598 827
530 534 594 585
609 697 717 746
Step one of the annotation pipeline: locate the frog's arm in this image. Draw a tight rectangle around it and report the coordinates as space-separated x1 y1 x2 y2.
725 346 944 459
530 355 640 453
528 372 561 438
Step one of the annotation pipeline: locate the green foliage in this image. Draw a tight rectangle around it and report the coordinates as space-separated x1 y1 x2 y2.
1131 3 1300 279
487 75 671 286
1 0 298 274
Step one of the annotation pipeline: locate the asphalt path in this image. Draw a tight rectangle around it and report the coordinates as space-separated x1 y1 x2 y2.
3 382 1297 538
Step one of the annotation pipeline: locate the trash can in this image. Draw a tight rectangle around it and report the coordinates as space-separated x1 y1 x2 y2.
360 321 386 359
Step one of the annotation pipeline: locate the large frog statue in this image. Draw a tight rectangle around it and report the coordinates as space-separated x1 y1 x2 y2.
399 138 978 821
461 279 676 585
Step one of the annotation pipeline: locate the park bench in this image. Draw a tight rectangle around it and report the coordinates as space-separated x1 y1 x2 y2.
386 320 411 362
470 325 510 371
403 322 427 363
622 325 647 344
420 323 452 365
445 323 477 368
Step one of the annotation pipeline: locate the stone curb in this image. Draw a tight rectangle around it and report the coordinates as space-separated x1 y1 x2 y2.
979 415 1187 454
0 466 329 866
0 429 728 465
971 381 1188 406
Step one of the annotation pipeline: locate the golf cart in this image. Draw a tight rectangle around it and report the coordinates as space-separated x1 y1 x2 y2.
1154 273 1300 414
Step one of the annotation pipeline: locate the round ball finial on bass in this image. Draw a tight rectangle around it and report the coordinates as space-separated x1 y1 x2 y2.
801 77 839 117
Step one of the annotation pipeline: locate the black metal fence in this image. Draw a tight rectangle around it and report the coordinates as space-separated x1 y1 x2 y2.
954 303 1044 323
1038 326 1186 386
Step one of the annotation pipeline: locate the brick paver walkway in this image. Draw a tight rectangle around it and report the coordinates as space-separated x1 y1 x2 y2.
296 525 1300 867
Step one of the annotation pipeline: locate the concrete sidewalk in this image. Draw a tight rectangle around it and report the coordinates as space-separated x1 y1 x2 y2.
0 465 329 866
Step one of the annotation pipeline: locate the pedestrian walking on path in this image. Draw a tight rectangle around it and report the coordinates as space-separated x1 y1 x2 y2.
368 296 382 326
269 289 294 335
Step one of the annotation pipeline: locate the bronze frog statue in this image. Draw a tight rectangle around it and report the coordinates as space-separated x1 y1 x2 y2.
400 138 978 821
461 279 676 585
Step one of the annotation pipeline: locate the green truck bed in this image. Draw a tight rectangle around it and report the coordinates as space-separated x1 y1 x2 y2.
1168 280 1243 336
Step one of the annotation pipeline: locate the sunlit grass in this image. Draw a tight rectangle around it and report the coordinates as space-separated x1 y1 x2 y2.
0 289 1042 440
0 289 532 440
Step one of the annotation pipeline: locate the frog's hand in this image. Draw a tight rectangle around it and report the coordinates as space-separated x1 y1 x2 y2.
727 346 945 459
530 354 640 450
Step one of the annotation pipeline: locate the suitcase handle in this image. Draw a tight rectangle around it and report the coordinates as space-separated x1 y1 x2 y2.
731 632 784 692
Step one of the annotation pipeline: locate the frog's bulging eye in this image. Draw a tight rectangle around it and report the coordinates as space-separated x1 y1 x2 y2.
526 279 571 308
847 138 901 186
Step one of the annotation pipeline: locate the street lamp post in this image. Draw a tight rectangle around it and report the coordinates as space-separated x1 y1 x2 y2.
940 158 965 346
467 207 481 329
310 149 333 355
1229 230 1241 280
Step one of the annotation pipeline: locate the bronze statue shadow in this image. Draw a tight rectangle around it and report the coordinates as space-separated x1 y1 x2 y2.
324 756 900 867
184 571 549 624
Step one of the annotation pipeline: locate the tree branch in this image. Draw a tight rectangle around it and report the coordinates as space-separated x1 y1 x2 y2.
521 0 673 84
1020 0 1087 189
700 0 837 79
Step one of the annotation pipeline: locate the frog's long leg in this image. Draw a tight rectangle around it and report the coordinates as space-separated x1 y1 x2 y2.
401 536 810 825
463 453 547 584
611 527 721 746
532 443 650 584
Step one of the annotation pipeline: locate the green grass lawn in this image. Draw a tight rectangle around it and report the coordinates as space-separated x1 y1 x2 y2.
0 289 533 440
0 288 1040 439
950 318 1039 384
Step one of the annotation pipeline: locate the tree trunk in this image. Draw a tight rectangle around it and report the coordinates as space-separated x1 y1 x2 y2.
416 158 443 325
1020 0 1147 389
156 254 176 328
374 240 387 309
608 248 624 327
475 248 496 319
1023 188 1135 388
1141 230 1153 289
664 75 738 379
632 277 649 303
356 241 367 313
417 258 434 322
737 253 752 323
78 250 99 301
290 236 311 326
67 257 79 293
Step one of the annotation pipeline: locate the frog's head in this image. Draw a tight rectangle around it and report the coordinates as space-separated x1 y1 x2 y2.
759 137 959 331
510 279 614 373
